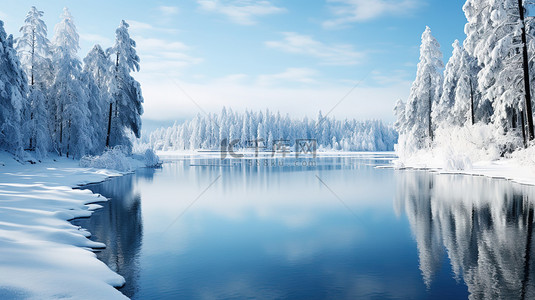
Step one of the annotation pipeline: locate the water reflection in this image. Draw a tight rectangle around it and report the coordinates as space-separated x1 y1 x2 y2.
74 168 156 298
74 155 535 299
396 170 535 299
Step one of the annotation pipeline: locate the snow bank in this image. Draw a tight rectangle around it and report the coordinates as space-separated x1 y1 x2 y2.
0 151 128 299
80 147 133 172
394 124 535 186
132 148 160 167
80 147 161 171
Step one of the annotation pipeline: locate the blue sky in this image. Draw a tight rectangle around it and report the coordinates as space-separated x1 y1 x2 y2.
1 0 467 124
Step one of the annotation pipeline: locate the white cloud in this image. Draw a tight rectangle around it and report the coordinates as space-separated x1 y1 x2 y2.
323 0 421 28
133 35 202 76
126 20 178 34
123 19 200 77
158 5 179 16
197 0 286 25
265 32 364 65
133 36 189 52
257 68 319 86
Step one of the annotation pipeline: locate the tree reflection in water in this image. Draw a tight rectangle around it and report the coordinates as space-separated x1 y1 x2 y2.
395 170 535 300
74 168 155 298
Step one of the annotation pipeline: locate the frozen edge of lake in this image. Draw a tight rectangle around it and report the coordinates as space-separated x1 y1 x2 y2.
0 151 136 299
393 151 535 186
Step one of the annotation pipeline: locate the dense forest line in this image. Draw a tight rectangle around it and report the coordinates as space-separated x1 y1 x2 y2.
395 0 535 156
0 7 143 160
147 108 398 152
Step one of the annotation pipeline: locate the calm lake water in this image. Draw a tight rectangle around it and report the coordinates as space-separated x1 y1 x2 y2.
74 154 535 299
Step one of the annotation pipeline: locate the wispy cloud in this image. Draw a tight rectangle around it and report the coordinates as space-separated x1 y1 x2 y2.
126 20 178 34
257 68 319 86
126 19 202 76
197 0 286 25
265 32 364 65
323 0 421 28
158 5 179 16
133 35 202 75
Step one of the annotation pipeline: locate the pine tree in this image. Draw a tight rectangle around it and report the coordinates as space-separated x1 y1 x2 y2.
51 8 91 158
432 40 463 128
404 27 444 148
16 7 53 157
464 0 531 133
452 44 480 126
16 6 53 88
107 20 143 151
83 44 113 153
0 21 27 156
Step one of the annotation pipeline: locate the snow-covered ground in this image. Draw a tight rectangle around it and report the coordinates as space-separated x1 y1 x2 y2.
0 151 141 299
394 146 535 186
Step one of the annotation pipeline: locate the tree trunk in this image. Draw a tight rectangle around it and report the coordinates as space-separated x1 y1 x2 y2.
513 109 518 129
59 120 63 156
522 110 527 147
29 112 34 150
470 77 475 125
66 119 71 158
518 0 535 141
428 76 433 142
106 102 113 147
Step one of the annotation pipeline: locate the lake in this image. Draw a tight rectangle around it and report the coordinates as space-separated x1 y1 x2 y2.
73 153 535 299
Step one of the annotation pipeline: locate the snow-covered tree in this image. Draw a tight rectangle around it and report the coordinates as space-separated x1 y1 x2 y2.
394 99 407 133
464 0 533 133
403 26 444 148
107 20 143 151
432 40 463 127
16 6 53 88
0 21 27 156
83 44 112 154
147 108 398 152
16 6 54 156
452 45 480 126
51 8 91 158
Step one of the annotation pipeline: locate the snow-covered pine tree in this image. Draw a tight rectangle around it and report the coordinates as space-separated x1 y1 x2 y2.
394 99 407 133
462 0 494 124
147 108 398 152
83 44 113 154
16 6 53 88
403 26 444 148
464 0 532 134
432 40 463 128
0 21 27 157
452 44 480 126
107 20 143 151
51 8 91 158
16 6 54 157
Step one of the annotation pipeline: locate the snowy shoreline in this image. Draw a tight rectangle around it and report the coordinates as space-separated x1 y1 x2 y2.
393 153 535 187
0 152 140 299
